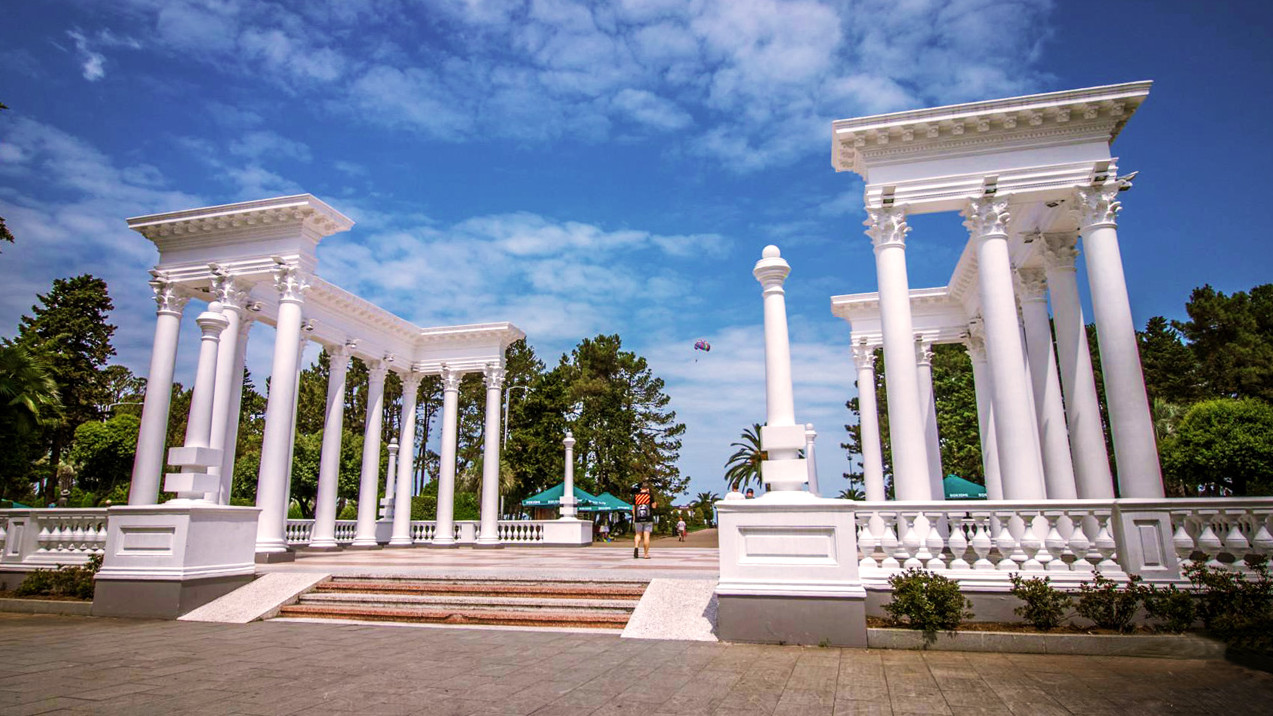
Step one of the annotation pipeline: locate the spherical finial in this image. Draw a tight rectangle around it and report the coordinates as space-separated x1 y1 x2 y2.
762 245 781 259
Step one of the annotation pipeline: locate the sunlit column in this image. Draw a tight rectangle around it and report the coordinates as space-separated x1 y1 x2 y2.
128 275 189 505
350 361 388 548
963 197 1045 499
965 321 1003 500
804 425 821 497
215 316 253 504
561 432 577 519
1016 267 1078 499
388 372 422 546
432 367 461 546
851 343 886 501
866 207 931 500
165 309 230 501
1074 186 1164 498
915 338 945 500
310 343 353 550
477 363 505 545
207 269 249 503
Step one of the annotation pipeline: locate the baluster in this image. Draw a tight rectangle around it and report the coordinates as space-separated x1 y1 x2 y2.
899 512 923 569
1066 510 1094 574
879 513 901 570
857 513 878 569
924 512 946 570
1020 512 1045 571
1170 511 1196 572
1043 512 1067 571
71 520 86 553
55 520 71 552
1195 513 1225 569
948 515 970 570
1251 512 1273 561
1093 514 1120 573
969 514 994 570
36 520 52 553
1222 511 1252 570
993 513 1019 571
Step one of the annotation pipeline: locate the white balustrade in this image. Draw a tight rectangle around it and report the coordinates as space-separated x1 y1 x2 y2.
498 520 547 543
333 520 358 543
0 509 108 569
285 519 314 546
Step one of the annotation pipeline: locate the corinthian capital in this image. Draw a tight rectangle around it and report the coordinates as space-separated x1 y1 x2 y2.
965 316 988 362
962 197 1012 238
209 266 251 311
1072 185 1121 230
149 274 190 316
367 360 390 383
440 365 462 392
271 262 310 304
914 338 934 367
483 363 505 389
864 206 909 251
1015 267 1048 303
1040 233 1080 272
850 342 876 370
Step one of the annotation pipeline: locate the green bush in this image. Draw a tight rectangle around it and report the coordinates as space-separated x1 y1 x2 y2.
1075 573 1142 633
884 568 973 645
1141 583 1196 633
15 554 102 600
1009 573 1071 631
1185 561 1273 649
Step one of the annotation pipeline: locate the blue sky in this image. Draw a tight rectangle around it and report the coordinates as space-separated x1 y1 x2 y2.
2 1 1271 500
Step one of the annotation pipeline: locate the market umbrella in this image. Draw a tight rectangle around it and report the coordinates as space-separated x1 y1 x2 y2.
577 491 633 513
943 475 988 500
520 483 605 508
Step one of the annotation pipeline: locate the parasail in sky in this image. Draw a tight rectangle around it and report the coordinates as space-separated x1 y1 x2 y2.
694 340 711 352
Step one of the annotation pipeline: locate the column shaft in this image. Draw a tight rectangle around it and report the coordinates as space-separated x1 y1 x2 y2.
852 345 886 501
432 369 461 545
966 330 1004 500
389 374 422 546
477 365 504 544
916 341 945 500
216 318 252 504
1018 269 1078 499
254 265 308 556
561 433 578 519
867 208 931 500
350 364 387 547
310 347 351 549
207 272 247 503
964 198 1046 499
1075 187 1164 498
128 279 187 505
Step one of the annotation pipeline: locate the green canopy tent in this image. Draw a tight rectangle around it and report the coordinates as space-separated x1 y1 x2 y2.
577 491 633 513
943 475 988 500
520 484 606 519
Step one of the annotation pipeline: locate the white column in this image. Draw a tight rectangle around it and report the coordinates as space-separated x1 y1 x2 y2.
350 362 387 547
1074 186 1164 498
310 344 353 550
380 438 398 520
561 432 578 519
1041 234 1115 499
1017 268 1079 499
804 425 821 497
165 309 230 501
282 334 307 526
477 363 505 544
128 276 189 505
851 343 886 501
207 270 248 503
866 208 931 500
254 264 309 557
216 317 252 504
432 367 461 545
753 245 809 493
915 339 945 500
963 197 1046 499
389 372 422 546
965 322 1003 500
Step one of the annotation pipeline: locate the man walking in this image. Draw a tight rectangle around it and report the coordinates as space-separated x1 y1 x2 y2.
633 483 656 559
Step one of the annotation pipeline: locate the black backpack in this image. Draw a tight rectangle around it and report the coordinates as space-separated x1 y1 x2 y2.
634 502 652 521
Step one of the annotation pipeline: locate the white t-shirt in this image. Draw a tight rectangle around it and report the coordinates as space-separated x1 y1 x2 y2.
676 520 686 531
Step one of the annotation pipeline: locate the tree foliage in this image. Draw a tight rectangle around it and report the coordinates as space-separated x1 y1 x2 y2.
1174 284 1273 403
0 339 63 500
1160 398 1273 496
724 423 764 492
68 413 140 500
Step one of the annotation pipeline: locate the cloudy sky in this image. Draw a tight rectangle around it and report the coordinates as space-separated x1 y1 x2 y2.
1 1 1271 499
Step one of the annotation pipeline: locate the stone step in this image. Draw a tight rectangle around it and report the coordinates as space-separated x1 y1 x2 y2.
316 579 648 600
276 603 631 629
296 591 639 614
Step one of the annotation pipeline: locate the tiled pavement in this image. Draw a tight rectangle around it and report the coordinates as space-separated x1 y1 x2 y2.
3 613 1273 715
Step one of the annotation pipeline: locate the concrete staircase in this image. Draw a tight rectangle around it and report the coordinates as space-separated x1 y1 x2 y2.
275 577 648 630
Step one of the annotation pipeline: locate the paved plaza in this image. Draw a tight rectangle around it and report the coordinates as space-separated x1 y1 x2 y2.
2 613 1272 715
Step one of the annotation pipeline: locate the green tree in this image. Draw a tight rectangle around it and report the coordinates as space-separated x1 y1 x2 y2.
1138 316 1204 405
0 339 63 500
16 275 116 502
724 423 764 492
0 101 11 249
1175 284 1273 403
68 413 140 501
1160 398 1273 497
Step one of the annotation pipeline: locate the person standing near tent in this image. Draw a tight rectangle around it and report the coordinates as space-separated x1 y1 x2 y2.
633 483 656 559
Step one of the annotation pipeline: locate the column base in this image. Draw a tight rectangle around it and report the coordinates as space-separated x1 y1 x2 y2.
386 539 414 548
428 541 459 549
474 540 503 549
254 550 296 564
345 541 381 551
301 543 340 552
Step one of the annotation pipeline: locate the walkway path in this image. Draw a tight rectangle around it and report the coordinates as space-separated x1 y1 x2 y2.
2 613 1271 715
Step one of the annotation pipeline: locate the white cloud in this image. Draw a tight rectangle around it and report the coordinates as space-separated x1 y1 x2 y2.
612 88 692 131
67 30 106 81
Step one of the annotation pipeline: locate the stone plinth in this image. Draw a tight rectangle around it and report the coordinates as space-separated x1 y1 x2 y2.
93 503 260 619
715 494 866 647
541 519 592 546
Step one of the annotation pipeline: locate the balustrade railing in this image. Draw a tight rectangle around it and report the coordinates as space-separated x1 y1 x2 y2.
0 509 108 570
283 518 551 545
498 521 546 543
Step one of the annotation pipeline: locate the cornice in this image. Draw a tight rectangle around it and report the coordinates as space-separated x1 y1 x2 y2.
831 81 1151 175
127 194 354 241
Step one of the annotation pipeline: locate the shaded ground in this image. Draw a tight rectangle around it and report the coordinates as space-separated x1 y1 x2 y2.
3 613 1272 715
595 528 719 549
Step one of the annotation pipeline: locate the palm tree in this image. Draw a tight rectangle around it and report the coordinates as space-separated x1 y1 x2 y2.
838 486 865 501
694 490 720 507
0 339 62 437
724 423 765 491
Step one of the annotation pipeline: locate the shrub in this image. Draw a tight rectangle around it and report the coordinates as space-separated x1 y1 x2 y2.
1075 573 1142 633
1141 583 1196 633
1185 561 1273 650
1009 573 1071 631
884 568 973 645
15 554 102 600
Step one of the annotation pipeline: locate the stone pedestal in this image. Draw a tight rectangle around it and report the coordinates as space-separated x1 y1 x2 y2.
715 495 867 647
541 519 592 546
93 503 261 619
